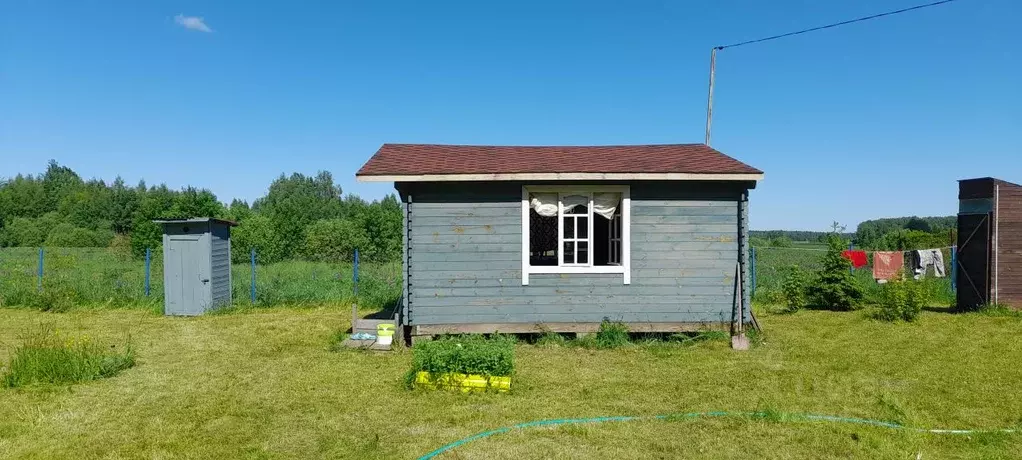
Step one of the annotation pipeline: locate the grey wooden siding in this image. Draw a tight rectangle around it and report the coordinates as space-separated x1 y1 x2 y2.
399 181 750 326
211 224 232 307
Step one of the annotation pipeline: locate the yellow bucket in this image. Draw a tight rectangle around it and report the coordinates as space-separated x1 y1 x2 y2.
377 324 395 346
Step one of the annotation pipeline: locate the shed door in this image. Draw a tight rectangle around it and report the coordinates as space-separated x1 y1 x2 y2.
166 235 210 315
956 213 991 310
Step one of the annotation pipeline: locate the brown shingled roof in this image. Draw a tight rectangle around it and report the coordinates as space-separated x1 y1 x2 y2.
356 143 762 178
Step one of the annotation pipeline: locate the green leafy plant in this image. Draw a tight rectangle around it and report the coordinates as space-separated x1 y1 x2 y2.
406 335 515 388
2 328 135 388
805 235 864 311
594 319 630 349
780 266 810 313
872 273 925 322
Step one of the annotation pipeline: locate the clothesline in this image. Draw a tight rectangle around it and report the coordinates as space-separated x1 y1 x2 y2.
755 246 954 253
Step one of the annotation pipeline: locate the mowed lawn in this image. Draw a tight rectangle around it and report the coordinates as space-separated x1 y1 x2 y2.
0 307 1020 459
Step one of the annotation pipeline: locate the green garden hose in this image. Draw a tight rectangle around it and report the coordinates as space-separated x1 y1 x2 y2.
417 410 1018 459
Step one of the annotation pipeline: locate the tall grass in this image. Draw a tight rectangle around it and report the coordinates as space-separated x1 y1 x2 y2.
2 328 136 388
0 247 402 312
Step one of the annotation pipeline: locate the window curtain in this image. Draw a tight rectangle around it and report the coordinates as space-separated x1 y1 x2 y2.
530 192 620 219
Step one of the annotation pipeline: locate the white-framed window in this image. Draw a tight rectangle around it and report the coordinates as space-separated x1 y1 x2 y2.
521 185 630 285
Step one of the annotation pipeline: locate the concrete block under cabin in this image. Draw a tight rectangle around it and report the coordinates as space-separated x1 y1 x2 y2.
356 143 764 341
155 218 237 316
956 178 1022 310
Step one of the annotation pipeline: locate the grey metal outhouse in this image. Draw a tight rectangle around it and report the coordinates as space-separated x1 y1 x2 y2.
155 218 237 316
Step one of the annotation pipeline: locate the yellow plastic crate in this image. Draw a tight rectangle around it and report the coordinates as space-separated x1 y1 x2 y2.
414 371 511 393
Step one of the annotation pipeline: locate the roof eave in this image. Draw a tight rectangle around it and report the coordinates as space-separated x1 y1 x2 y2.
356 172 764 183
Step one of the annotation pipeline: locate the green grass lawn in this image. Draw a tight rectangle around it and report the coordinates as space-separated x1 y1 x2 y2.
1 307 1020 459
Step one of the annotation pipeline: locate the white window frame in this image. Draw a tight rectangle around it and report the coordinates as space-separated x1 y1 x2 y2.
521 185 630 285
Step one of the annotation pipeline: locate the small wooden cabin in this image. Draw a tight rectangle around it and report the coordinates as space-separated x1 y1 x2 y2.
956 177 1022 310
357 144 764 339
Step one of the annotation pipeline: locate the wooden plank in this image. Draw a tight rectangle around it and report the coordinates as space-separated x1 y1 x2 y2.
633 242 738 252
412 202 518 209
410 261 519 273
413 224 516 236
415 285 732 298
411 294 731 308
414 322 730 335
633 250 736 260
634 233 736 243
414 215 521 227
410 207 520 218
638 224 738 234
631 259 738 270
409 270 522 281
411 275 732 289
412 251 522 262
413 243 522 253
411 311 730 324
632 206 737 217
410 233 521 244
632 200 738 207
632 215 738 225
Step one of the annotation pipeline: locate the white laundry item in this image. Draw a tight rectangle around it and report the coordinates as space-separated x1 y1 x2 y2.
530 193 621 219
913 249 946 279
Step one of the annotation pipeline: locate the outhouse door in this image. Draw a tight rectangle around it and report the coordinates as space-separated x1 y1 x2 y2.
956 212 991 310
165 234 211 315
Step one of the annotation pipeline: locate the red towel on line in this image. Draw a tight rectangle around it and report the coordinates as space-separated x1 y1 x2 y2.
841 250 868 269
873 251 904 280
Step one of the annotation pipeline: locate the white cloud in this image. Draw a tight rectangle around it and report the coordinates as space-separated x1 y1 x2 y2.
174 14 212 33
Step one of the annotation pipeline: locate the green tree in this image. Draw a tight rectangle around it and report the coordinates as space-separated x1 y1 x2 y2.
806 234 864 311
41 160 83 213
303 218 370 263
170 187 223 219
256 171 343 258
0 217 49 247
230 214 280 263
0 174 47 221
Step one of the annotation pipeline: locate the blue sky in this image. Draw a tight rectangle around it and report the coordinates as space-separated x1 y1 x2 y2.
1 0 1019 230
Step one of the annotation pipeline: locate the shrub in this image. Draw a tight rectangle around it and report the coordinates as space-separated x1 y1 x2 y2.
872 274 925 322
805 235 864 311
409 335 515 380
2 328 135 388
44 223 115 248
303 218 370 263
595 319 630 349
780 266 810 312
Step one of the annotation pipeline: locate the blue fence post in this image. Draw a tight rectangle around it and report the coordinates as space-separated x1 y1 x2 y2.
144 248 151 296
37 247 44 291
250 248 256 304
750 247 757 299
950 246 957 292
353 248 360 298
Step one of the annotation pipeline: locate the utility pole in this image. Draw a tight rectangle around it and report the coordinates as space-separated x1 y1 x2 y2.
704 47 717 146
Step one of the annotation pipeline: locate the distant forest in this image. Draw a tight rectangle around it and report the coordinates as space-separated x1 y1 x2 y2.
2 161 958 260
0 161 401 263
752 215 957 251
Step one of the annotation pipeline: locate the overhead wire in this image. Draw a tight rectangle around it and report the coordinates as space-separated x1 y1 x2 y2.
716 0 960 50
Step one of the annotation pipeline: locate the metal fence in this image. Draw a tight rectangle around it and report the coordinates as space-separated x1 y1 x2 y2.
0 247 401 310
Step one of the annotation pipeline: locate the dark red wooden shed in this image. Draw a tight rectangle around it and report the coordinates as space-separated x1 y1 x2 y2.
956 177 1022 310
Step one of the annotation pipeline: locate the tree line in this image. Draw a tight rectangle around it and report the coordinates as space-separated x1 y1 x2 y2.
752 216 956 250
0 161 402 263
